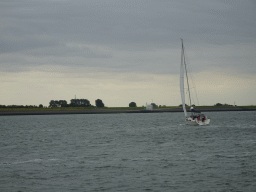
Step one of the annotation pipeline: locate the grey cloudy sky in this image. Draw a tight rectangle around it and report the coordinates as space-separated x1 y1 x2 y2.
0 0 255 107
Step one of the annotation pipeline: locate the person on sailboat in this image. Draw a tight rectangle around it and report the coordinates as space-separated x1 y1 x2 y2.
190 107 201 113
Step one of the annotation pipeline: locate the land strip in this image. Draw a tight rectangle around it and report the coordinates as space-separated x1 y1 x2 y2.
0 107 255 116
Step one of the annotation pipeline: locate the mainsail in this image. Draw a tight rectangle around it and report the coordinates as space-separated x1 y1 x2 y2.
180 39 187 118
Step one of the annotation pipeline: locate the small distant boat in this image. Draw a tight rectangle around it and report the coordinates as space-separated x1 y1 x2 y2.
180 39 210 125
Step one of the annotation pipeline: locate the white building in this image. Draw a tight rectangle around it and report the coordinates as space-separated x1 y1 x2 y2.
146 104 153 111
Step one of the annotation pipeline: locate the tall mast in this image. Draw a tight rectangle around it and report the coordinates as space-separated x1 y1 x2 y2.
182 41 192 107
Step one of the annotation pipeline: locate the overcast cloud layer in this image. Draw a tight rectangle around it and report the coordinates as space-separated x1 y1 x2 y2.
0 0 255 106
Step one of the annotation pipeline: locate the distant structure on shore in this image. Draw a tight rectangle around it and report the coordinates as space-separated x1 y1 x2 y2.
146 103 153 111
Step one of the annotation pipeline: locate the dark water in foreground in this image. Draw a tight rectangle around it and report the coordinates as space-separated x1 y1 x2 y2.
0 111 256 192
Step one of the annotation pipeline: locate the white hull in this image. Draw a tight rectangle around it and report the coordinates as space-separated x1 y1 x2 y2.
186 117 210 126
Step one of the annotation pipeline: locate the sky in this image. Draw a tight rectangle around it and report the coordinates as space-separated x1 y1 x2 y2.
0 0 255 107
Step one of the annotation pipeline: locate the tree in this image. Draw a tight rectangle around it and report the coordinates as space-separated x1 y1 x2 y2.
80 99 91 107
49 100 56 107
70 99 91 107
129 102 137 107
95 99 104 107
59 100 68 107
49 100 69 107
70 99 77 107
39 104 43 108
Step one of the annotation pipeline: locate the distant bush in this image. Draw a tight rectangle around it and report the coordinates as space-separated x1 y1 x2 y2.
214 103 232 106
129 102 137 107
95 99 104 107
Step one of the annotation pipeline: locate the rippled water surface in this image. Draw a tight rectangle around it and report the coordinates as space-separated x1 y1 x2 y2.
1 111 256 191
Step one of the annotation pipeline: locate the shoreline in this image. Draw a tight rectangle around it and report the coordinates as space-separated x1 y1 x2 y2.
0 107 255 116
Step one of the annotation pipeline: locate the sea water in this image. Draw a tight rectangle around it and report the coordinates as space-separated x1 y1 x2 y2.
0 111 255 191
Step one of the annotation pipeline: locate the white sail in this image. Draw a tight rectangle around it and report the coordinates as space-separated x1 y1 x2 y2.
180 41 187 118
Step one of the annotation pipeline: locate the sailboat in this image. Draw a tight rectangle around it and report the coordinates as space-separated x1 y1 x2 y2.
180 39 210 125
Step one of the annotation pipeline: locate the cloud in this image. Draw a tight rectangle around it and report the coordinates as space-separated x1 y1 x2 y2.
0 0 255 106
0 35 60 54
26 43 113 58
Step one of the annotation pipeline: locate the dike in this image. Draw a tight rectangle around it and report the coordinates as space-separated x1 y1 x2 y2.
0 107 255 116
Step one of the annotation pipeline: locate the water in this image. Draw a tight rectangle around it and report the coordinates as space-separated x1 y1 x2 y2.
0 111 256 191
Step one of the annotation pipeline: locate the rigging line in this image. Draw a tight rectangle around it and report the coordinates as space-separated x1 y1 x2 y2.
187 67 200 106
183 46 200 106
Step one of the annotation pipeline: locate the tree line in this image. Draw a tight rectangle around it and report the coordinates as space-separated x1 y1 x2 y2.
0 99 105 108
214 103 234 106
49 99 105 108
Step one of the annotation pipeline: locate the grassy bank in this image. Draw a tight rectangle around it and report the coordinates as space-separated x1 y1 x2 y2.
0 107 95 111
0 106 177 111
240 106 256 109
0 105 255 112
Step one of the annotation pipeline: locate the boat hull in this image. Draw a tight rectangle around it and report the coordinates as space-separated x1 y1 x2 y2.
186 117 210 126
198 118 210 126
